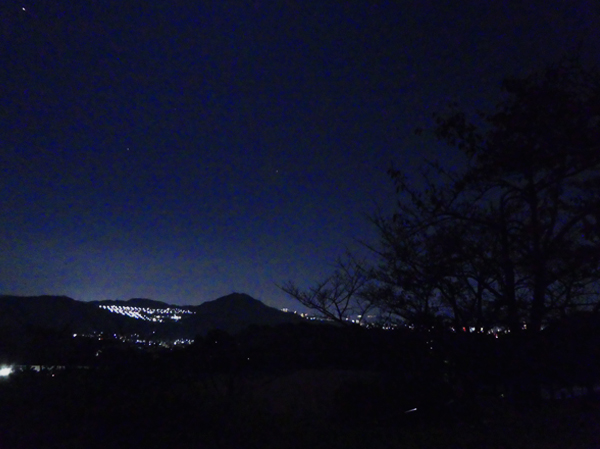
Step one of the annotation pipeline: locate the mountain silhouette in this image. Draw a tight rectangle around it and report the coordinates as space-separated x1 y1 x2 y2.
93 297 173 308
190 292 304 334
0 293 304 343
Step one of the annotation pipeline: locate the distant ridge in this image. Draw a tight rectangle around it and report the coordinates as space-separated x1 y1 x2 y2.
199 292 273 312
192 292 303 333
91 298 171 308
0 293 304 341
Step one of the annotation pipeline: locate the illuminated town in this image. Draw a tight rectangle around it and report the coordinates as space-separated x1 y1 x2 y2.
98 304 195 322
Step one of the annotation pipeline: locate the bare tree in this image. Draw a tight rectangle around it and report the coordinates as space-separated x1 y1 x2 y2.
374 57 600 331
280 256 376 326
281 58 600 333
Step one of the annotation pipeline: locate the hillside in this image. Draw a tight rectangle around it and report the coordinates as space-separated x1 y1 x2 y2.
0 293 305 342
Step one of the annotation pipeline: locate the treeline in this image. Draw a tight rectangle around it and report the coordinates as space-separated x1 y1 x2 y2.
2 318 600 448
283 56 600 333
49 317 600 407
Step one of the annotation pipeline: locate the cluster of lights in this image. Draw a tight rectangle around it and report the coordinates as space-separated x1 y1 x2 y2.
281 308 335 322
160 339 194 348
98 305 194 322
281 308 398 328
119 335 194 348
72 330 194 348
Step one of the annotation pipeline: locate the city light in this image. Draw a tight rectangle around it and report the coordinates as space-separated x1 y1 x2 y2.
0 366 13 377
98 304 194 322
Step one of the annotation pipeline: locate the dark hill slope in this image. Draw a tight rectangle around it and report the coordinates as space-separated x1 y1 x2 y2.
0 293 304 340
186 293 305 335
91 298 172 309
0 295 132 334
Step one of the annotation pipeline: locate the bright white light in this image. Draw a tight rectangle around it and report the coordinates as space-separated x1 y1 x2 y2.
0 366 13 377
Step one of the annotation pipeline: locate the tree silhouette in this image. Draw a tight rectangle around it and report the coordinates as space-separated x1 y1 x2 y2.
284 58 600 333
280 255 376 325
374 57 600 331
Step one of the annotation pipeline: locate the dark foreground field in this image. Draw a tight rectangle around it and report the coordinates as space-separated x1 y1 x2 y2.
1 367 598 449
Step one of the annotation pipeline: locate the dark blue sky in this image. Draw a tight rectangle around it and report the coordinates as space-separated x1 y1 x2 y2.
1 1 599 308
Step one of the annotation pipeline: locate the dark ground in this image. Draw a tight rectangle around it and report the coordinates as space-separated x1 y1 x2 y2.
0 366 598 449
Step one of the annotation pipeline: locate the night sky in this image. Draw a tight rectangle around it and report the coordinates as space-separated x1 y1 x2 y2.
2 1 599 308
